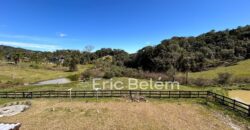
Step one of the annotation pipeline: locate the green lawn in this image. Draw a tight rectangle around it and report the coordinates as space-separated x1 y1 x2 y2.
0 61 92 84
185 59 250 79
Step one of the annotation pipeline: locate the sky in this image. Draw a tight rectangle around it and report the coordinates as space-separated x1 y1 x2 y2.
0 0 250 53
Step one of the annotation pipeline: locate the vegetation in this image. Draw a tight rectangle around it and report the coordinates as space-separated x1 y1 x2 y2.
0 25 249 91
129 26 250 73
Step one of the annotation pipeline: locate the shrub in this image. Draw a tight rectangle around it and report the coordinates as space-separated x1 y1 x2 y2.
190 78 215 86
67 74 80 81
69 57 78 72
216 72 232 85
81 68 104 80
103 71 115 79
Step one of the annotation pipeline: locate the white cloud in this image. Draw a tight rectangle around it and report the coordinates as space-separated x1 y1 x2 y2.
0 41 61 51
57 33 67 38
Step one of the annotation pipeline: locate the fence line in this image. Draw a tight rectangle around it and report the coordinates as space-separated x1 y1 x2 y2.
0 90 249 117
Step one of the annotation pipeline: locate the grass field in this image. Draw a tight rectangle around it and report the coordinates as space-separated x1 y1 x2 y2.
186 59 250 79
0 98 243 130
0 61 92 84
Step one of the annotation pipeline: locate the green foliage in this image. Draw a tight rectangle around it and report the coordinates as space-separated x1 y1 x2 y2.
216 72 232 85
81 68 104 80
69 56 78 72
129 25 250 73
103 71 115 79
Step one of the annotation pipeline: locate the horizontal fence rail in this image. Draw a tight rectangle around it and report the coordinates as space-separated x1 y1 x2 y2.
208 91 250 117
0 90 208 98
0 90 249 117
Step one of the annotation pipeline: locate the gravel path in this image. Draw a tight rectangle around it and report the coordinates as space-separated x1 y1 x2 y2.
33 78 71 86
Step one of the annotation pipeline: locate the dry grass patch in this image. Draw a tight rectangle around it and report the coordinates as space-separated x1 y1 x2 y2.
0 99 240 130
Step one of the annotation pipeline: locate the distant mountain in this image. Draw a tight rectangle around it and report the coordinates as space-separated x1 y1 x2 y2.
0 45 36 54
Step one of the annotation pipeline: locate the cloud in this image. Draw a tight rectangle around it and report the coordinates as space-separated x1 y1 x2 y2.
57 33 67 38
0 41 61 51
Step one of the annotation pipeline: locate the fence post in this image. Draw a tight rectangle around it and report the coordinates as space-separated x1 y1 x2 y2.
248 105 250 117
129 90 132 98
222 96 225 105
29 92 32 98
233 100 236 110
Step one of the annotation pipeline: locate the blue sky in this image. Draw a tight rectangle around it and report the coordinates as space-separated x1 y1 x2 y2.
0 0 250 53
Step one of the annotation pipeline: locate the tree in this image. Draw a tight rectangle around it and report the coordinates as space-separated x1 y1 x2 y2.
14 53 21 64
167 65 176 81
69 56 78 72
84 45 94 52
217 73 232 85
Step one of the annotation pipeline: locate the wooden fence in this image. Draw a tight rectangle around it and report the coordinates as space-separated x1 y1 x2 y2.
208 91 250 117
0 90 249 117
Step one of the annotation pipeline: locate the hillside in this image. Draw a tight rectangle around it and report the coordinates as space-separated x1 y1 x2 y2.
0 61 92 85
188 59 250 79
131 25 250 72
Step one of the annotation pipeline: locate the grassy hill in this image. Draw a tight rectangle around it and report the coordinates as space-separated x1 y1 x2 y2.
0 61 92 84
187 59 250 79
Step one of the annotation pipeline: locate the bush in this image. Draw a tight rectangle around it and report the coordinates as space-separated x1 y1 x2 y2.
81 68 104 80
103 71 115 79
216 72 232 85
67 74 80 81
69 57 78 72
190 78 215 86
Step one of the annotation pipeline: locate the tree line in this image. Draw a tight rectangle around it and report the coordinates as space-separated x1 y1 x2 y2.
1 25 250 73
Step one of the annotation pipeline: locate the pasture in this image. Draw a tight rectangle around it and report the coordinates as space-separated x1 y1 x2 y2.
0 98 246 130
186 59 250 79
0 62 92 84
